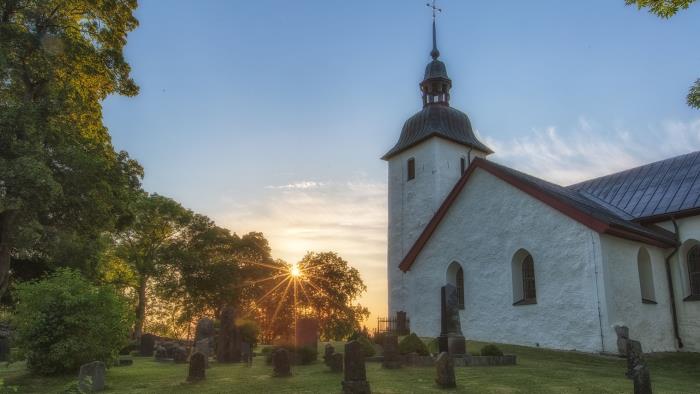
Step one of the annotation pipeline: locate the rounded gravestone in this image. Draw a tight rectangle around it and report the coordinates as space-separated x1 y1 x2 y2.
342 340 371 394
187 352 206 382
272 348 292 377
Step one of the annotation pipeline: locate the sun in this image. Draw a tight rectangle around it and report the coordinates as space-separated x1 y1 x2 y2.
290 264 301 278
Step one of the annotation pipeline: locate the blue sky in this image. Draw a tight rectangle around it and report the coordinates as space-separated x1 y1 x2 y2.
103 0 700 326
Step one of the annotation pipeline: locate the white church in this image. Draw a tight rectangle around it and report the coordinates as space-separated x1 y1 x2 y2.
384 19 700 354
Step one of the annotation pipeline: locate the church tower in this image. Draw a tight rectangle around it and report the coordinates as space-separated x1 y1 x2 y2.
383 4 492 315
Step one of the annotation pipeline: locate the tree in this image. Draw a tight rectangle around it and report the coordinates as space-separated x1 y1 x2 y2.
13 269 132 375
291 252 369 341
114 193 192 340
0 0 143 296
625 0 699 108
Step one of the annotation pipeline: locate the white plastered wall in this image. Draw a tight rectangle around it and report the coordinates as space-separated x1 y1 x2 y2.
401 168 606 352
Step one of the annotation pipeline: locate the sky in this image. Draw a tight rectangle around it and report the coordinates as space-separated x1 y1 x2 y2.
103 0 700 329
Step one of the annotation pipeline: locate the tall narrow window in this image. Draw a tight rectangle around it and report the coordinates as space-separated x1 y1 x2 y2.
460 157 466 174
522 255 536 301
407 158 415 181
456 267 465 309
688 245 700 299
637 248 656 304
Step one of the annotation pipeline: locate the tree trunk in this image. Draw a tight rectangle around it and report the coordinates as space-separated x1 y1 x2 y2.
0 210 17 298
134 275 148 341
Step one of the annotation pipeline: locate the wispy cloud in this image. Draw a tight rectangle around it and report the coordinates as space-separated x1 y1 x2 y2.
485 117 700 185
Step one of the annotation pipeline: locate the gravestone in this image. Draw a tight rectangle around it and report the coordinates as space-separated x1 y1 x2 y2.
154 345 169 361
435 352 456 388
324 343 335 366
615 326 629 356
78 361 106 392
295 317 319 349
194 338 212 368
341 340 371 394
632 364 652 394
187 352 206 382
625 340 643 379
140 333 157 357
396 311 409 335
217 306 241 363
438 284 466 356
272 348 292 377
381 333 401 369
0 336 9 362
241 341 253 367
194 318 215 343
172 345 188 364
330 353 344 373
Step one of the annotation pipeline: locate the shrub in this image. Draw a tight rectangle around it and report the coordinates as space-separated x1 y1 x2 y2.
427 338 439 354
13 269 132 375
480 344 504 357
372 331 388 345
398 333 429 356
355 335 376 357
238 320 259 348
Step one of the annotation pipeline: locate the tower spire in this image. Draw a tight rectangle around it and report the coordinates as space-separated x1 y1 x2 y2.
427 1 442 60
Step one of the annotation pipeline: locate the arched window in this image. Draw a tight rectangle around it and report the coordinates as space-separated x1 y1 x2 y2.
687 245 700 299
446 261 465 310
637 247 656 304
512 250 537 306
407 158 415 181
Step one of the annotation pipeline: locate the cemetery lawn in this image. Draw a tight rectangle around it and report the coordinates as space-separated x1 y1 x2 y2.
0 341 698 393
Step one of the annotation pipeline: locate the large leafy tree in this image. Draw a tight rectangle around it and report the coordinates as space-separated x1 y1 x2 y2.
114 193 192 339
0 0 142 296
625 0 699 108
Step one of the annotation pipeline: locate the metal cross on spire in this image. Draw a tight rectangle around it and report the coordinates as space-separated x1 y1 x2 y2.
427 1 442 59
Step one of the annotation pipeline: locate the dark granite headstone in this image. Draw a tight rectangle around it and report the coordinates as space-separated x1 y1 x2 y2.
324 343 335 366
194 338 212 368
187 352 206 382
632 364 652 394
172 345 188 364
217 306 241 363
381 333 401 369
78 361 105 392
272 348 292 377
615 326 629 356
194 318 215 343
342 340 371 394
625 340 643 378
330 353 343 373
438 284 466 356
435 352 456 388
140 333 156 357
396 311 409 335
241 341 253 366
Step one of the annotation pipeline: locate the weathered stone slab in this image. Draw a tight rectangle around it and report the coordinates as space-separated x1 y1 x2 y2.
217 306 241 363
435 352 456 388
140 333 156 357
78 361 105 392
324 343 335 366
330 353 343 373
615 325 629 356
342 340 371 394
625 340 652 394
194 318 215 343
272 348 292 377
381 333 401 369
295 317 319 349
187 352 206 382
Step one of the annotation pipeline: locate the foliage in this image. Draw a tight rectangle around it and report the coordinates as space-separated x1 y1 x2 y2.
238 320 260 348
372 331 389 345
283 252 369 341
355 335 376 357
625 0 698 109
398 334 429 356
114 193 193 339
0 0 143 296
688 79 700 109
427 338 439 354
480 344 504 357
624 0 695 17
12 269 132 375
262 345 317 365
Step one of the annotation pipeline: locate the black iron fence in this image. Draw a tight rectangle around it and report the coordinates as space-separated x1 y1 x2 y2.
374 311 410 335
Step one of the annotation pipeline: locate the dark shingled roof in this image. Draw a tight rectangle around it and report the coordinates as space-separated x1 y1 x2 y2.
381 105 493 160
568 151 700 222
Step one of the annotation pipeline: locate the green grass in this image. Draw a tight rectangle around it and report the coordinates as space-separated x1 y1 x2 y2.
0 341 698 393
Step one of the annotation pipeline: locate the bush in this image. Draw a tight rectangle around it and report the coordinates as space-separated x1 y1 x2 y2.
427 338 439 354
13 269 132 375
238 320 259 348
355 335 376 357
398 333 429 356
480 344 504 357
372 331 388 345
